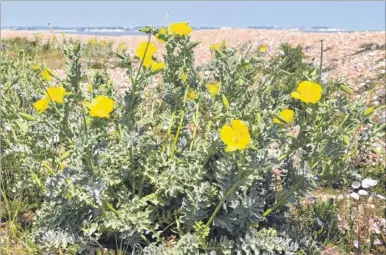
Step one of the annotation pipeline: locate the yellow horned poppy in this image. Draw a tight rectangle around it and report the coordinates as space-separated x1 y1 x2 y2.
220 120 251 152
33 98 49 114
170 22 193 36
86 95 115 119
291 81 322 104
207 82 221 97
46 87 71 104
136 42 158 60
273 109 295 124
187 90 198 100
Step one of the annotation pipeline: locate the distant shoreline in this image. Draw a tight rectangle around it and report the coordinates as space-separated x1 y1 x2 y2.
1 26 385 37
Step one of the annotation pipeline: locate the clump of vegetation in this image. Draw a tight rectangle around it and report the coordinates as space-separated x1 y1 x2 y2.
1 22 385 254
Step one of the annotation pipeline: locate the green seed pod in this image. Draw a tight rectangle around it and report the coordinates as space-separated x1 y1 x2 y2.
138 26 152 34
222 95 229 110
19 112 35 121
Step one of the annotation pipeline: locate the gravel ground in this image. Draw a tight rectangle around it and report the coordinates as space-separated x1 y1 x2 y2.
2 29 385 108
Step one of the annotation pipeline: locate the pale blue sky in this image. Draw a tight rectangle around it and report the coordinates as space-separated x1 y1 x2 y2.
2 1 385 30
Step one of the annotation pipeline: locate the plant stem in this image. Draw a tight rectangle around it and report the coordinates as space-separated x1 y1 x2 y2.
319 40 324 85
189 102 200 151
263 176 305 217
162 111 176 153
170 110 185 158
205 183 239 227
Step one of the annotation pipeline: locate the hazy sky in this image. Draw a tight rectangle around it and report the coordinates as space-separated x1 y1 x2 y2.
2 1 385 30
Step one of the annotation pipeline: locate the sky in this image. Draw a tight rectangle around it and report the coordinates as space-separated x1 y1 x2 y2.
1 1 385 31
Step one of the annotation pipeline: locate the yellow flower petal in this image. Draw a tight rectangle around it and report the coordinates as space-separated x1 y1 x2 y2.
225 145 239 152
170 22 193 36
41 68 52 81
46 87 69 104
273 118 281 124
207 82 221 97
220 125 235 145
180 73 188 82
142 58 165 71
220 120 251 152
291 91 301 100
187 90 198 100
259 45 268 53
210 44 221 51
292 81 322 104
87 95 115 119
150 61 165 71
119 43 126 50
33 98 49 114
274 109 294 124
232 120 249 136
155 27 167 43
136 42 158 60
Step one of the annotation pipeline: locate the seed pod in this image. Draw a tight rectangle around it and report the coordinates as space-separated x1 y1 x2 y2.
222 95 229 110
364 106 375 117
19 112 35 121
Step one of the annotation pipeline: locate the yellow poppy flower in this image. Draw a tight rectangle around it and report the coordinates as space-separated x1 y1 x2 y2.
136 42 158 60
86 83 94 93
291 81 322 104
86 95 115 119
41 68 53 81
207 82 221 97
100 41 106 47
151 61 165 71
210 41 226 52
259 45 268 53
155 27 167 43
220 120 251 152
33 64 40 70
180 73 188 82
33 98 49 114
187 90 198 100
170 22 193 36
119 43 126 50
87 39 97 45
143 58 166 71
273 109 295 124
46 87 71 104
210 44 221 51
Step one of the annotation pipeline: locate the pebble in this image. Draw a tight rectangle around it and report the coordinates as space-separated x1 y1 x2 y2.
362 178 378 188
350 192 360 200
351 181 361 189
358 189 369 196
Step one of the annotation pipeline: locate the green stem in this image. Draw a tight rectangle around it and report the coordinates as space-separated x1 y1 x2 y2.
170 110 185 158
205 183 239 227
106 202 119 217
263 176 305 217
189 102 200 151
319 40 324 85
138 174 146 197
162 111 176 153
126 32 152 130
